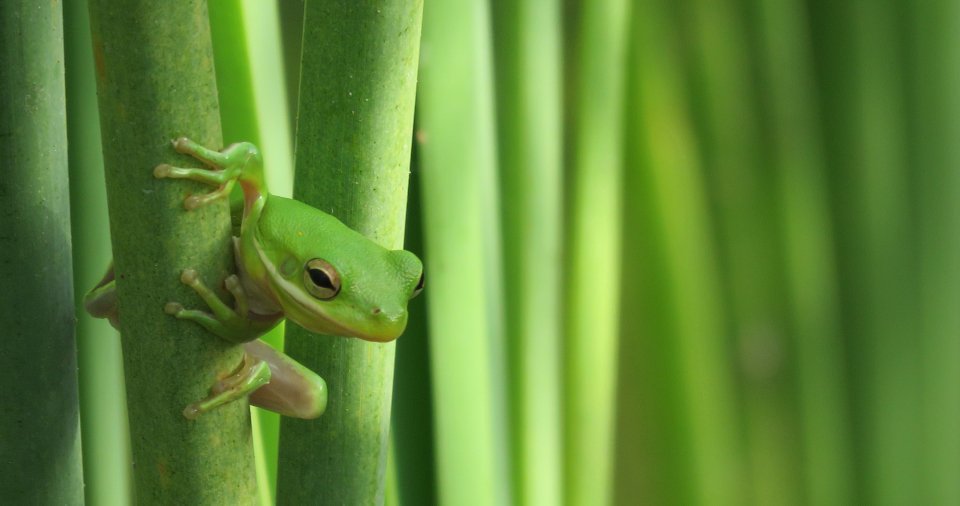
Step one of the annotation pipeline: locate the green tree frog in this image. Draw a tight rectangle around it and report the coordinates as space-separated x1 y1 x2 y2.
85 138 423 420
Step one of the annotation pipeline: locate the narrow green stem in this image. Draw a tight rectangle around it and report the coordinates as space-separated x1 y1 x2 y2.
617 0 745 503
0 1 84 503
64 0 132 504
562 0 628 503
747 0 853 503
275 1 422 504
87 1 258 502
678 0 802 502
417 0 511 503
808 1 919 503
905 1 960 503
491 0 564 504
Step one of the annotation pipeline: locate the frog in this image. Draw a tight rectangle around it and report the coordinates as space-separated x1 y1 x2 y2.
84 137 423 420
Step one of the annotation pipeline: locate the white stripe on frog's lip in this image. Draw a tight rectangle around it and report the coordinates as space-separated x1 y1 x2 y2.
252 239 372 339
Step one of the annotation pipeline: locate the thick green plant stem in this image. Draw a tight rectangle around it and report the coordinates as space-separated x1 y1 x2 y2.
417 0 511 503
563 0 628 504
64 0 132 504
275 1 423 504
491 0 563 504
0 1 84 503
87 1 258 502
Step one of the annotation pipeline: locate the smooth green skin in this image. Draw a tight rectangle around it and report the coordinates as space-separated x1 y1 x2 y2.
87 138 423 419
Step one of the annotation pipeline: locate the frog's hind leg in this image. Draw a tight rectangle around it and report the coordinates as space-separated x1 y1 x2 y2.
244 339 328 419
183 352 271 419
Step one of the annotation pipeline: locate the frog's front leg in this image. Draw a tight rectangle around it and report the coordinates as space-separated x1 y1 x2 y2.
164 268 279 344
244 340 328 419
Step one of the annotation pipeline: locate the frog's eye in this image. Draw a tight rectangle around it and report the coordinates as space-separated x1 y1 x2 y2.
304 258 341 300
411 272 424 299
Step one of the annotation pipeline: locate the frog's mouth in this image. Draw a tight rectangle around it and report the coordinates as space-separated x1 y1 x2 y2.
253 241 390 341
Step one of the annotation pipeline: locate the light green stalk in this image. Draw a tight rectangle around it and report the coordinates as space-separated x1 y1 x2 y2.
417 0 510 503
64 0 132 504
562 0 628 503
275 1 423 503
490 0 563 503
747 0 853 504
0 1 84 503
615 0 744 503
87 1 258 502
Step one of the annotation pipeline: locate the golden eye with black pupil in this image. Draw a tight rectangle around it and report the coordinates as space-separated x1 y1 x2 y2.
412 272 424 298
304 259 340 300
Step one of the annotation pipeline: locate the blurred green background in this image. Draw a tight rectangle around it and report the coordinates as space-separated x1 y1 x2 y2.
52 0 960 504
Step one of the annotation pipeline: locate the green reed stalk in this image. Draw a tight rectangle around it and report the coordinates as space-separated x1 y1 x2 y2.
746 0 854 504
417 0 511 503
807 1 920 503
0 1 84 503
275 1 423 503
562 0 628 503
87 1 258 502
491 0 564 503
677 0 802 502
904 1 960 504
64 0 132 504
616 1 744 504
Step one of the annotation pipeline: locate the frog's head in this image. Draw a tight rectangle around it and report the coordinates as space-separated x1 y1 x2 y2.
255 210 423 342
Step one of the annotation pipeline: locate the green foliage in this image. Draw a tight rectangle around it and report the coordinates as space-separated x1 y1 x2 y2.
86 0 257 502
10 0 958 504
275 1 423 504
0 1 84 503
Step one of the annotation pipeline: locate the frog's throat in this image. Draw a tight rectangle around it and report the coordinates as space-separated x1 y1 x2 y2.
252 239 367 339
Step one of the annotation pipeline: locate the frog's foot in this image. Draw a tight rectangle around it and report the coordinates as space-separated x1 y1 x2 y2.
154 137 262 210
154 162 236 210
183 352 271 419
164 268 277 343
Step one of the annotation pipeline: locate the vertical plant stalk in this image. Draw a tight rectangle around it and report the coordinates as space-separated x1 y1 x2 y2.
208 2 283 501
491 0 563 504
87 1 258 502
390 165 438 505
748 0 853 504
275 1 423 504
616 0 744 503
808 1 919 503
0 1 84 503
417 0 511 503
64 0 133 504
906 2 960 504
678 0 801 503
563 0 628 503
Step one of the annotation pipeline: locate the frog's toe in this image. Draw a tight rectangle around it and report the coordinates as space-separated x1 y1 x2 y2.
184 195 203 210
180 268 199 285
153 164 173 178
164 302 184 315
172 137 193 153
